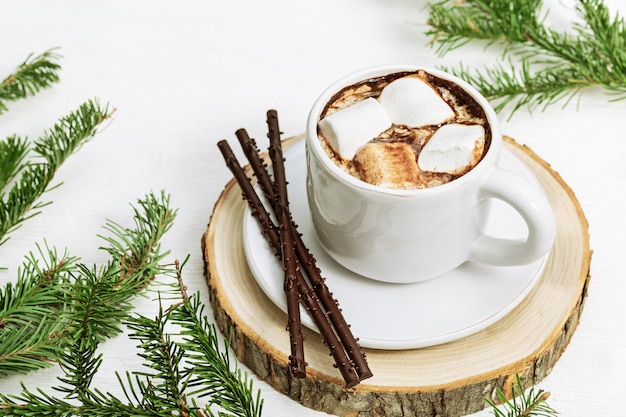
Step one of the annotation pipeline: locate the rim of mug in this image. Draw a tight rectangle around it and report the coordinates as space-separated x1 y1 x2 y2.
305 64 502 196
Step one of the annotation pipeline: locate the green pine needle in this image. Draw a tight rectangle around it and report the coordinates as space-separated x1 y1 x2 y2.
486 375 558 417
0 49 261 416
0 49 62 115
0 264 264 417
425 0 626 115
0 135 29 189
0 192 177 377
125 300 190 413
97 191 176 283
0 98 114 247
0 244 75 375
169 265 264 417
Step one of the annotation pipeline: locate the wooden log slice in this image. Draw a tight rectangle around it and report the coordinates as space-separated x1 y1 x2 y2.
202 135 591 417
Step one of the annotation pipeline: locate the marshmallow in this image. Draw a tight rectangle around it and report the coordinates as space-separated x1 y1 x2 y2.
378 75 455 127
417 123 485 175
318 97 392 160
354 142 420 189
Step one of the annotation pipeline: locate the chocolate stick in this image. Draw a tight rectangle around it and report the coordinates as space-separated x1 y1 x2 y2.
236 121 372 381
219 140 304 378
217 140 361 387
268 110 306 377
266 111 307 378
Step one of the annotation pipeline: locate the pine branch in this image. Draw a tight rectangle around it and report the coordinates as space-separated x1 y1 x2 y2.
426 0 546 54
0 263 264 417
97 191 175 286
0 99 114 246
425 0 626 115
0 384 77 417
0 383 165 417
0 135 29 190
0 163 52 247
0 244 75 329
0 49 61 115
0 192 176 376
486 375 558 417
124 300 190 414
33 98 113 168
0 319 66 375
437 60 591 114
0 244 75 375
169 265 264 417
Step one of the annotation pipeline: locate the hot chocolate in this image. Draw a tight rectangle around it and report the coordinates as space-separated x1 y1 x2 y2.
316 70 491 190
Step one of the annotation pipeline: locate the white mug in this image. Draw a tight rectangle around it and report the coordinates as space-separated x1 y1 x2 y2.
305 65 556 284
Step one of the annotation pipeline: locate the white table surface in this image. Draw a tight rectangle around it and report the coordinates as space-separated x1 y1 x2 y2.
1 1 624 416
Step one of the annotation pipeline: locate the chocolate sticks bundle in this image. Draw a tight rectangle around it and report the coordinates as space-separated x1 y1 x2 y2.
217 110 372 388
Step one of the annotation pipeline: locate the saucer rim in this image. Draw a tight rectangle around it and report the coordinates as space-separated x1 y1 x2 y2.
242 139 550 350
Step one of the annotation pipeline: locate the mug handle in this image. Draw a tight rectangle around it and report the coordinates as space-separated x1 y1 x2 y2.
469 168 556 266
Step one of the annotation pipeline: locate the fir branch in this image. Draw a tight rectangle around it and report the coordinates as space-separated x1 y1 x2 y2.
33 98 114 169
438 60 591 114
486 375 558 417
0 264 264 417
0 244 75 375
124 300 190 414
97 191 176 287
0 163 51 247
0 49 61 115
0 135 29 190
0 243 75 329
55 262 152 400
0 319 66 375
169 264 264 417
425 0 626 115
0 383 167 417
0 192 176 376
0 384 77 417
426 0 546 54
0 99 114 247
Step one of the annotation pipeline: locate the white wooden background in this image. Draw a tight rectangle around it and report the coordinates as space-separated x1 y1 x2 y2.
0 1 624 416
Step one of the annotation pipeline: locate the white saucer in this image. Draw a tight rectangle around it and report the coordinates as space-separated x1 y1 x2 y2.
242 140 549 350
